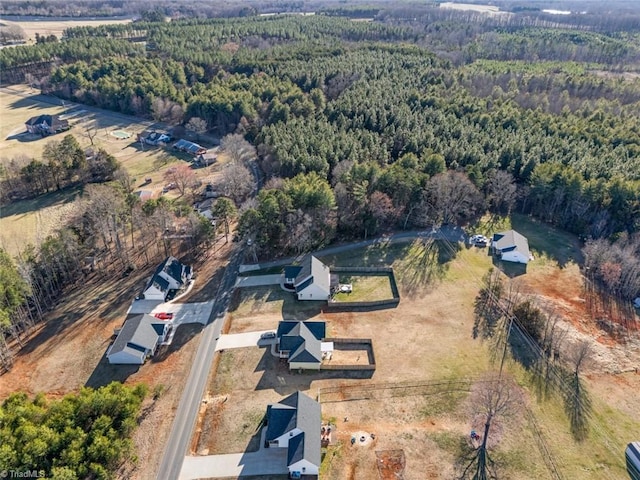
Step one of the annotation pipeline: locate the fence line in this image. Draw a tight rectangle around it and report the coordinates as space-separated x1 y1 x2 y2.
318 378 477 403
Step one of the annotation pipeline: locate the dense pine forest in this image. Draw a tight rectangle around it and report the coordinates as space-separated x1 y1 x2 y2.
1 3 640 380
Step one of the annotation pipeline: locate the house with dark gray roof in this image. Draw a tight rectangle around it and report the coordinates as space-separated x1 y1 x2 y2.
491 230 532 264
107 314 170 364
284 256 331 301
265 391 321 478
25 114 69 135
143 256 192 301
276 321 328 371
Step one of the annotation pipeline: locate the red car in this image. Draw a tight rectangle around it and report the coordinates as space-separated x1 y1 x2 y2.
154 312 174 320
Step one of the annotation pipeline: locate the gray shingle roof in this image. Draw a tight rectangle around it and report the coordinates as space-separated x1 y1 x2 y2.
109 314 165 358
492 230 530 257
266 391 321 468
145 256 190 297
277 322 325 364
293 256 330 296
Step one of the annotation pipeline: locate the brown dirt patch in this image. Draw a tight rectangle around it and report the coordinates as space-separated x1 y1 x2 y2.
376 450 406 480
0 240 234 480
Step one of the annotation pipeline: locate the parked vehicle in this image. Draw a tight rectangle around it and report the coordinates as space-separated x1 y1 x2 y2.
154 312 174 320
260 331 276 339
470 234 488 247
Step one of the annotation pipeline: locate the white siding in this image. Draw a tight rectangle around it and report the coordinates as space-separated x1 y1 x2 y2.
289 361 321 371
107 349 145 365
288 459 319 476
501 251 529 264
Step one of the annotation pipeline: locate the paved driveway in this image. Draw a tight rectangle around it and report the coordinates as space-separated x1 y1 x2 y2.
215 330 276 351
179 428 288 480
127 300 214 326
235 274 283 288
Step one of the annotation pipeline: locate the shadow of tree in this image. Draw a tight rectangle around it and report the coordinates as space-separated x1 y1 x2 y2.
562 371 592 442
397 239 459 296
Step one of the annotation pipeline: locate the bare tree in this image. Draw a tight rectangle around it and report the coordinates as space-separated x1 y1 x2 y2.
164 164 196 196
416 171 483 227
219 161 254 203
221 133 257 163
461 374 524 480
564 340 593 441
83 122 99 146
484 170 518 216
186 117 208 141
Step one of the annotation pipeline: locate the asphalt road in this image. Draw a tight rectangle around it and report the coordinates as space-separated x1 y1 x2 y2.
156 248 243 480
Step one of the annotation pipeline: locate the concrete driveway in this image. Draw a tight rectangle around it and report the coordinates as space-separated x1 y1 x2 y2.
215 330 277 351
235 274 283 288
127 300 214 326
179 429 288 480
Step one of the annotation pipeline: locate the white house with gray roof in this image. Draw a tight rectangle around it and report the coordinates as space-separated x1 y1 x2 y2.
107 314 170 364
284 256 331 301
143 256 192 301
491 230 532 264
276 321 329 371
265 391 321 478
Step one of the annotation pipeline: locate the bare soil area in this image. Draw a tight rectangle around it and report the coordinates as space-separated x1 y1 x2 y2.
324 343 372 367
198 237 640 480
0 240 234 480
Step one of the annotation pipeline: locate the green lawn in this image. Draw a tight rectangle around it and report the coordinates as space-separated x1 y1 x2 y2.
332 274 394 302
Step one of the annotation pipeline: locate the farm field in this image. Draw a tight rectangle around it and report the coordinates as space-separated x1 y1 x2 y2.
199 221 640 480
0 86 226 256
0 17 132 43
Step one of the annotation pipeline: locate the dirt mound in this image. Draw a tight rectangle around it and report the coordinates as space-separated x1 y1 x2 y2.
376 449 406 480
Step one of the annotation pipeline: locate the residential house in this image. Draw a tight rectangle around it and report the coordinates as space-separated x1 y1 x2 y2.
277 321 330 371
195 152 217 167
285 256 331 301
491 230 532 264
143 131 172 146
173 138 207 156
265 391 321 478
143 256 192 301
25 114 69 135
107 313 170 364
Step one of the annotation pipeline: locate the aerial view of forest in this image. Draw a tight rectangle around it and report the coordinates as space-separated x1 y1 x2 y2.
0 1 639 479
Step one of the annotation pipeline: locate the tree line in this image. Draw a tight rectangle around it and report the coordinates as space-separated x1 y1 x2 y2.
0 382 148 478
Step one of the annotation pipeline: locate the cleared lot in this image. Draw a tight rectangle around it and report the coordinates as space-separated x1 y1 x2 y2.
198 235 640 480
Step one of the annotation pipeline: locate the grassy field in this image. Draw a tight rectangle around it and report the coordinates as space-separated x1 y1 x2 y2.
332 274 394 302
0 86 224 256
203 218 640 479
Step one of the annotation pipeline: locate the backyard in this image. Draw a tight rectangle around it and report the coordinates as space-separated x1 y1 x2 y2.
197 218 640 479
